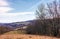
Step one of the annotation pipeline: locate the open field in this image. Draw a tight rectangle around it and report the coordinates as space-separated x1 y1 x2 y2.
4 30 26 34
0 30 60 39
0 34 60 39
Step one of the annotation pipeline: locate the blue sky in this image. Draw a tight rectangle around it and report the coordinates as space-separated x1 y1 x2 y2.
8 0 40 12
0 0 54 23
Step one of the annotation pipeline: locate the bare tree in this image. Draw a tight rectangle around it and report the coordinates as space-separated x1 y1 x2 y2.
26 3 47 35
26 0 60 37
47 0 60 36
35 3 48 35
36 3 46 20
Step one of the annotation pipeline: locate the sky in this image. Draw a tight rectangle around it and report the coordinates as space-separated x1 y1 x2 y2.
0 0 55 23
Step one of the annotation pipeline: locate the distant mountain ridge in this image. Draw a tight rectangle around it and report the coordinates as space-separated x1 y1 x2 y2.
0 20 36 29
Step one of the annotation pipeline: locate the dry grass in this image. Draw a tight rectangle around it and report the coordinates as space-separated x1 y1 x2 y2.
0 34 60 39
0 31 60 39
4 30 26 34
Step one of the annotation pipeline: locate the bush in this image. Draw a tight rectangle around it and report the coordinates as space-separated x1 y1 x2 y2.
0 26 13 34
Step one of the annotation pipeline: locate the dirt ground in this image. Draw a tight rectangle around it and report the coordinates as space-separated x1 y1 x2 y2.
0 34 60 39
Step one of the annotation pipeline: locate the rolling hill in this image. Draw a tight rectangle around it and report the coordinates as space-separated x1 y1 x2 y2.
0 20 35 29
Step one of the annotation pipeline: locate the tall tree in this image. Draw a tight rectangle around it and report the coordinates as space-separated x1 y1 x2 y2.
47 0 60 36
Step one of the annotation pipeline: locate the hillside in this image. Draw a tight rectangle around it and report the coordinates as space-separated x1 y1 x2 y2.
0 20 35 29
4 30 26 34
0 20 35 35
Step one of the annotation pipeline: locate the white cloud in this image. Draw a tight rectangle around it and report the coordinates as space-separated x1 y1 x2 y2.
0 12 34 15
0 0 9 6
0 12 35 23
0 0 14 13
0 7 13 13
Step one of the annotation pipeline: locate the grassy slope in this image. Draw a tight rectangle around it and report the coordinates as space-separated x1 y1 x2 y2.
4 30 26 34
0 30 60 39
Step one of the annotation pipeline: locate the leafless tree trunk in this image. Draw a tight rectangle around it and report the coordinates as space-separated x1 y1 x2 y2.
47 0 60 36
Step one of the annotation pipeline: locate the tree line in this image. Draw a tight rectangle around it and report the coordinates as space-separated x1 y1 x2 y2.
26 0 60 37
